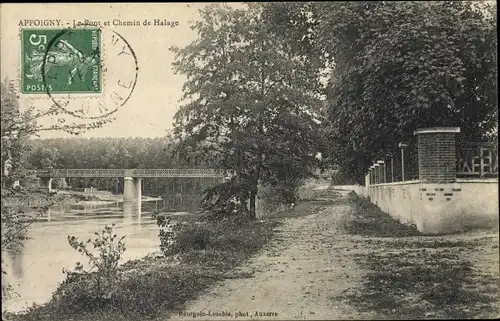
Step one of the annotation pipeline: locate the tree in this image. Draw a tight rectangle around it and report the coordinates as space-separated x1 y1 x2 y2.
171 4 325 218
263 1 498 183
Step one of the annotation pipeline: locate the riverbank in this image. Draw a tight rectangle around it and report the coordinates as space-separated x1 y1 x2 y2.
5 216 280 321
2 188 160 209
4 181 334 321
57 190 162 205
5 201 325 321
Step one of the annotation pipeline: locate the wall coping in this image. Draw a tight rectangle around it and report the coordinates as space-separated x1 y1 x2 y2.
370 180 421 187
457 178 499 183
413 127 461 135
369 178 498 187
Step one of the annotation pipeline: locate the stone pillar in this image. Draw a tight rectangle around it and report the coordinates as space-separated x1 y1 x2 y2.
374 164 380 184
365 171 370 196
390 157 394 182
377 160 385 183
39 177 52 192
123 177 134 203
414 127 460 183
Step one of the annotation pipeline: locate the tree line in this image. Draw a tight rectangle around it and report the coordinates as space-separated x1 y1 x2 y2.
27 137 186 170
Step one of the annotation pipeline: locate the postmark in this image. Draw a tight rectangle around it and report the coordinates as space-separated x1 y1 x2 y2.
19 27 138 120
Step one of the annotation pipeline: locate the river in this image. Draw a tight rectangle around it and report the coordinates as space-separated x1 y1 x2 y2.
1 198 178 313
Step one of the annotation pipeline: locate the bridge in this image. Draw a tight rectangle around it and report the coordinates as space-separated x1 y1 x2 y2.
29 168 227 204
30 168 225 178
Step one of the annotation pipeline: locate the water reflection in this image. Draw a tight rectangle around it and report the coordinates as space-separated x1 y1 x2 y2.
8 241 24 280
1 198 161 314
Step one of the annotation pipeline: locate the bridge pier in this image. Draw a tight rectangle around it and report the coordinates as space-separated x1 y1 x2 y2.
123 177 142 204
123 177 134 203
39 177 52 192
123 177 142 221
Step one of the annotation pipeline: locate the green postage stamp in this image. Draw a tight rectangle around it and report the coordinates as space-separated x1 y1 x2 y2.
21 28 101 94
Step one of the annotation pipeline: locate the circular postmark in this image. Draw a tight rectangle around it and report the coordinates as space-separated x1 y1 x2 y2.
27 26 139 120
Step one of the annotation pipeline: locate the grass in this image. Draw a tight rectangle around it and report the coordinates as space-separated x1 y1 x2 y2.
344 191 422 237
337 192 500 319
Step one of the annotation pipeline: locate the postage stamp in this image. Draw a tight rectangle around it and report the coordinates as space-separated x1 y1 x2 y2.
18 26 138 120
21 28 102 94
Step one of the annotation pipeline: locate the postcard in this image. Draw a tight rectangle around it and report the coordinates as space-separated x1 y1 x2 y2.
1 2 498 321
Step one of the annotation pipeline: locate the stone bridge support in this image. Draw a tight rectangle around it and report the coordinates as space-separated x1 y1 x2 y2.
39 177 52 192
123 177 142 204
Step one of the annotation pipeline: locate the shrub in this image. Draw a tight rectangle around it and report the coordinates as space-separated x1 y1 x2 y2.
201 178 249 221
53 224 126 309
157 213 270 258
157 216 181 256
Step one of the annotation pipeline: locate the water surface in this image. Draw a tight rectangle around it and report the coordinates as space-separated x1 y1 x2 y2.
2 199 167 313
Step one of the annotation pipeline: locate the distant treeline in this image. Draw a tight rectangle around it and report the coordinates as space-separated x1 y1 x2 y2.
26 137 213 198
26 137 200 170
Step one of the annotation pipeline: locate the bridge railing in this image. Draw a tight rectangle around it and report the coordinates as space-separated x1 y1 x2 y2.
28 168 228 178
132 168 224 178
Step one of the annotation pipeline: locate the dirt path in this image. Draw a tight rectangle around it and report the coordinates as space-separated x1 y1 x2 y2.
168 188 499 320
171 190 373 320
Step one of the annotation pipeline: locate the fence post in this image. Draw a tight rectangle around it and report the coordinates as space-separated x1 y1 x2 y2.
480 146 485 177
384 158 387 183
377 160 385 184
398 142 408 181
391 157 394 182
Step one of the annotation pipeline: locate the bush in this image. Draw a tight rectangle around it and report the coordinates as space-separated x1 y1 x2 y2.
170 223 212 254
53 224 126 310
332 169 360 185
200 178 249 220
257 180 302 216
157 216 181 256
158 213 271 258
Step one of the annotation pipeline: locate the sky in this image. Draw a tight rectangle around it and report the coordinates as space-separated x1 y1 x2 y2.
1 3 244 139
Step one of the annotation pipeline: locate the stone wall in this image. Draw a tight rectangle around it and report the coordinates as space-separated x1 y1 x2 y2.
366 179 499 234
357 127 498 234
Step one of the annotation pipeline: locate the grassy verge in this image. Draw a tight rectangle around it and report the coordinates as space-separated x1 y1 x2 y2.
6 214 280 321
337 192 500 319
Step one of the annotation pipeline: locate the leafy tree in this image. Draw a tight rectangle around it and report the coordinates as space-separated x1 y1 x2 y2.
171 4 325 218
263 1 498 183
